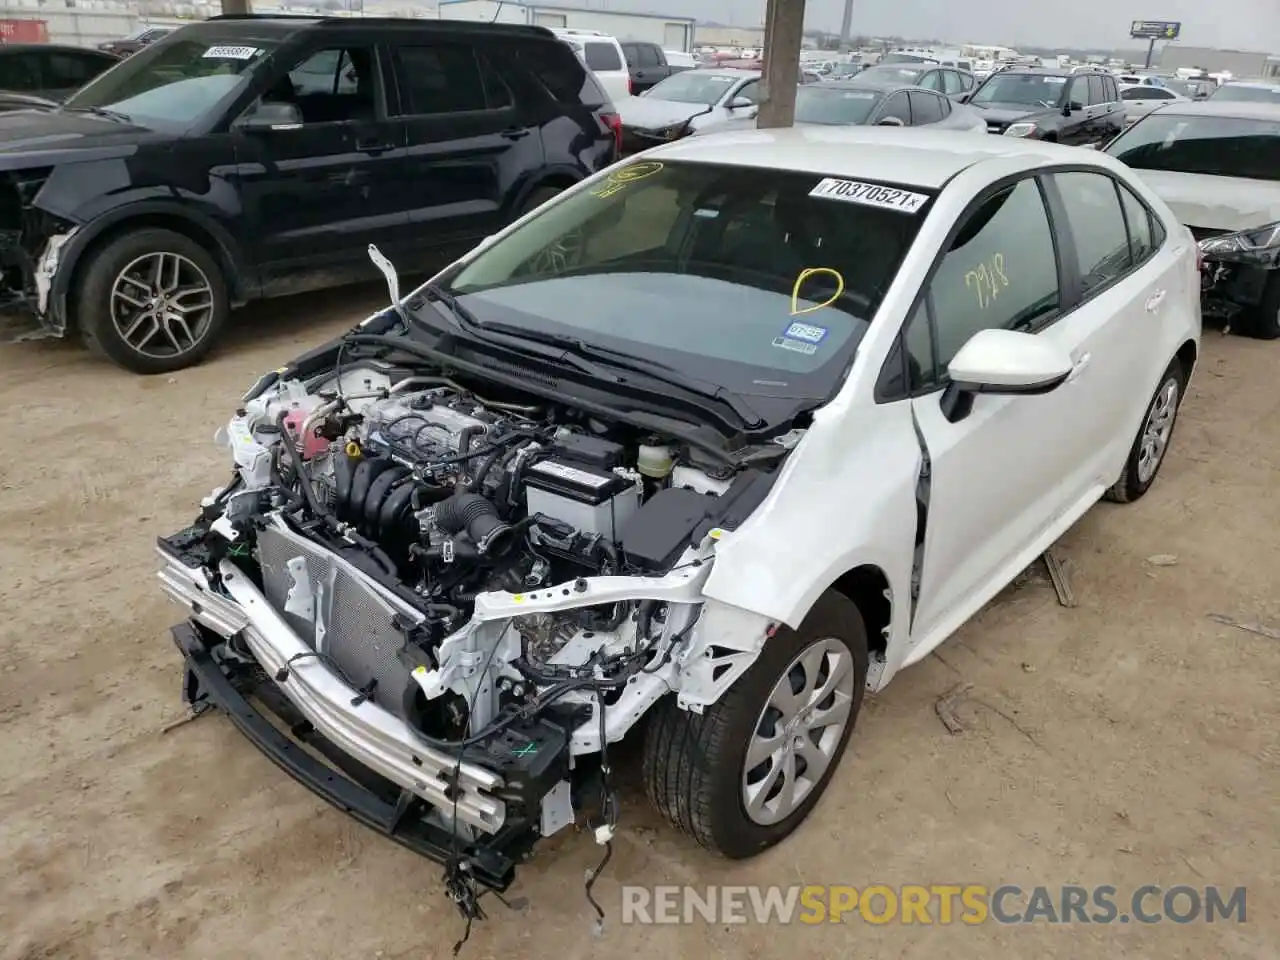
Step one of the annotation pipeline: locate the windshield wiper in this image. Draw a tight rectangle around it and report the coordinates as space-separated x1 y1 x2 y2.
415 286 764 429
471 319 766 429
64 104 132 123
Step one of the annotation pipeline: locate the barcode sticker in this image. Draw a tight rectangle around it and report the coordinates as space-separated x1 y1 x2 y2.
203 45 260 60
809 177 929 213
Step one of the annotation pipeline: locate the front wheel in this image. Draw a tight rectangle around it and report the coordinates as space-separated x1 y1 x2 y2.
77 227 229 374
642 592 868 858
1105 357 1186 503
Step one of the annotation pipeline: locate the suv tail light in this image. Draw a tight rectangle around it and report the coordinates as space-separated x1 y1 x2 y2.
600 111 623 156
628 76 636 95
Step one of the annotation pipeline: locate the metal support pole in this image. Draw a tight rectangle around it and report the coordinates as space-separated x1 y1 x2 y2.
838 0 854 53
755 0 804 129
1144 37 1156 69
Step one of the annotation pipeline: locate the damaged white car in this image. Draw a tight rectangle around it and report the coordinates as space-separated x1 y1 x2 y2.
158 127 1200 919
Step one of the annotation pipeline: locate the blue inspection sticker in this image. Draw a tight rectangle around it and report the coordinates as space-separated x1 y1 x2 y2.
772 320 828 355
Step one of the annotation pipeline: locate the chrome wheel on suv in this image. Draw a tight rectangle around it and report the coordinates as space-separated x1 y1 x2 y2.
110 251 216 360
77 227 230 375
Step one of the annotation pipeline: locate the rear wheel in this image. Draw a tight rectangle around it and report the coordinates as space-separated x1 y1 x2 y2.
1105 357 1186 503
642 592 868 858
77 228 229 374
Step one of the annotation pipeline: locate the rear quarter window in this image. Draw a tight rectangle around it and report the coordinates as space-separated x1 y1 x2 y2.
583 41 622 72
511 39 608 105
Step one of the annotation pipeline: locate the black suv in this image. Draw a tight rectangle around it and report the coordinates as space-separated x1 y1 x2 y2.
964 67 1124 145
0 16 619 373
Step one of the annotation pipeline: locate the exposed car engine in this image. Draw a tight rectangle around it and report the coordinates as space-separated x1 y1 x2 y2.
164 356 783 836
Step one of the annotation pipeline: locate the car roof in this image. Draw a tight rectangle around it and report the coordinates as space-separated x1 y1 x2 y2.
200 14 556 42
0 43 115 54
1146 99 1280 121
688 67 761 80
990 67 1073 79
642 125 1112 189
814 80 889 94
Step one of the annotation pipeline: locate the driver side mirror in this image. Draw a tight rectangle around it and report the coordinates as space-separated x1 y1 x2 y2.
1063 100 1083 115
727 96 755 110
232 101 303 132
939 329 1073 423
876 115 906 126
958 92 971 103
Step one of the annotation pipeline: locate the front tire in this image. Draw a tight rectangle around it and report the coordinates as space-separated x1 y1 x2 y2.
642 592 868 859
77 227 229 374
1105 357 1186 503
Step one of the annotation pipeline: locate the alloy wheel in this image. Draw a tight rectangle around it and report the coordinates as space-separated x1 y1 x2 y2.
110 251 216 359
1137 376 1179 484
741 636 856 826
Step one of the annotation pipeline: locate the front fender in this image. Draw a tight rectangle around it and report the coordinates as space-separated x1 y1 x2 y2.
701 398 920 652
46 196 254 328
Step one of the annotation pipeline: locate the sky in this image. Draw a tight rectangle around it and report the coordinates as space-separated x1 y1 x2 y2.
605 0 1280 51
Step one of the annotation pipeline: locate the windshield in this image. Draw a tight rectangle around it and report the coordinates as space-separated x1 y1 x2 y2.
1210 83 1280 103
645 71 740 104
971 73 1068 107
828 63 861 77
794 86 882 124
64 35 276 128
440 160 928 397
1105 114 1280 181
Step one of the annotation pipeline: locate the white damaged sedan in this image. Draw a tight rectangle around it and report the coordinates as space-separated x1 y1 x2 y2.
158 126 1200 914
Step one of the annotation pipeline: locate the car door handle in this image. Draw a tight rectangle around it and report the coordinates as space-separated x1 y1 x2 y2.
500 127 532 140
1145 290 1167 313
1066 352 1091 383
356 138 395 154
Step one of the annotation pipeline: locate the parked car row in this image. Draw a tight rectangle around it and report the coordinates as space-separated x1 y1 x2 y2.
1 14 1277 379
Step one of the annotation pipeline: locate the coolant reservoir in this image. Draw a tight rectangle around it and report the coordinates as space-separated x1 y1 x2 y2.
218 414 273 489
637 443 675 479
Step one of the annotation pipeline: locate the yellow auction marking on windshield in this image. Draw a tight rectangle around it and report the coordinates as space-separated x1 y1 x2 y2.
590 160 664 199
790 267 845 315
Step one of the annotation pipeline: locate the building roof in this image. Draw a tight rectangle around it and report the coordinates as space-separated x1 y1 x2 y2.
641 124 1114 189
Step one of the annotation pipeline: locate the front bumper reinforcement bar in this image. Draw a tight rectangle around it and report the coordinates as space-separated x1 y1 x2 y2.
171 620 523 891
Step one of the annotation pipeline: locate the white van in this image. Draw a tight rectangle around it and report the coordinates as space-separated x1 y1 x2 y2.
551 28 632 102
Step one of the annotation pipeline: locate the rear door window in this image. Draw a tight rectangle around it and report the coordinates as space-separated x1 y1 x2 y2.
394 44 501 114
0 51 40 91
1052 171 1133 295
879 92 911 123
1088 76 1106 104
637 44 662 67
45 51 99 89
908 91 944 124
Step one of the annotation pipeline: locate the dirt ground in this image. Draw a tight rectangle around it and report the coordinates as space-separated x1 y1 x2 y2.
0 288 1276 960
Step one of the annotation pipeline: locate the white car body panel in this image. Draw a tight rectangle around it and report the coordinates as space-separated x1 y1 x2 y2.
646 133 1201 687
1131 169 1280 232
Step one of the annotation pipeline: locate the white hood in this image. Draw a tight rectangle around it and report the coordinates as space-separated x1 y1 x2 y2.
617 96 712 130
1136 169 1280 232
